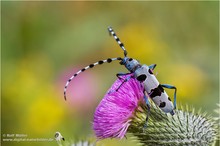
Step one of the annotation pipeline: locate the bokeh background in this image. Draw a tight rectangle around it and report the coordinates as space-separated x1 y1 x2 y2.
1 1 219 146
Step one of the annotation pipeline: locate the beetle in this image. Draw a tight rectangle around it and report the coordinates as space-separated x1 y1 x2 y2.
64 26 177 123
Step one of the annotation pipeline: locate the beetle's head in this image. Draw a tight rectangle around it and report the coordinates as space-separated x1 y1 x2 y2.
120 57 140 72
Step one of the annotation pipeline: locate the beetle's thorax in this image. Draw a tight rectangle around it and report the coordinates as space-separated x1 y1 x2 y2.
120 57 141 73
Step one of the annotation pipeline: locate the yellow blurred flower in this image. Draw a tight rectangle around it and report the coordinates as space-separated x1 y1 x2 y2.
104 23 171 63
24 97 65 134
3 56 65 135
163 63 208 102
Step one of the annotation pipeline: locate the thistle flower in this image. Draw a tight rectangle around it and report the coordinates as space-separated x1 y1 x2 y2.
92 75 218 145
93 74 144 139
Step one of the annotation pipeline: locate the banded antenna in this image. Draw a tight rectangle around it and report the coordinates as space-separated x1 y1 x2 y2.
64 57 122 100
108 26 128 57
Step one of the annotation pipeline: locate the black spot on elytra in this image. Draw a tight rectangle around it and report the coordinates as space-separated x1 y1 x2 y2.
150 85 164 98
148 69 153 74
137 74 147 81
158 85 164 92
159 102 166 108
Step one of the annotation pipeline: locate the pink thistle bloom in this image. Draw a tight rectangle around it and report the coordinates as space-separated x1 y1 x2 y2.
93 74 144 139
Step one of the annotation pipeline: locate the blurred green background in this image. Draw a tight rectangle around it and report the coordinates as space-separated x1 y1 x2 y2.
1 1 219 146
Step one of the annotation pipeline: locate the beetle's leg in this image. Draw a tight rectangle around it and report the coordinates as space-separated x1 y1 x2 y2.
149 64 157 70
116 72 133 79
143 93 151 129
161 84 177 109
149 64 158 75
108 73 133 94
115 73 134 91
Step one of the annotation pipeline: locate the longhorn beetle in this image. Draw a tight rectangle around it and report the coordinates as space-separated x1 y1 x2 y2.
64 27 177 123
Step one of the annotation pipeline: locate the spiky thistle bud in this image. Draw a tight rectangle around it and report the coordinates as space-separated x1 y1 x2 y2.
70 141 95 146
128 101 219 146
54 132 95 146
55 139 95 146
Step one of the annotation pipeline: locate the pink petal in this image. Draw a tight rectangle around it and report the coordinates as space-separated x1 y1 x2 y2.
93 74 144 139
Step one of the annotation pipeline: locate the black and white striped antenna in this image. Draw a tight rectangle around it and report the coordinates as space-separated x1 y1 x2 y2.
64 57 122 100
108 26 127 57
